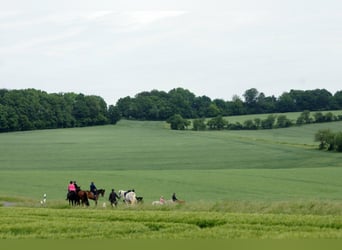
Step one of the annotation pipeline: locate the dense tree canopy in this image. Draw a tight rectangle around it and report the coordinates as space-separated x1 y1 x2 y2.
116 87 342 120
1 87 342 133
0 89 118 132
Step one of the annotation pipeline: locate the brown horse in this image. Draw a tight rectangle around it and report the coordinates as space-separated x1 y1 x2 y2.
85 189 105 206
77 190 90 206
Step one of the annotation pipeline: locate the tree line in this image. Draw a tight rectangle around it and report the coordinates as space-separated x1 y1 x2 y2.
0 89 121 132
1 87 342 133
167 111 342 131
117 87 342 120
166 111 342 153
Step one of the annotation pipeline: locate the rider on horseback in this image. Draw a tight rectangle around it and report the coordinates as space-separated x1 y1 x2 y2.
160 196 165 204
73 181 80 192
172 192 178 202
67 181 76 200
90 181 97 197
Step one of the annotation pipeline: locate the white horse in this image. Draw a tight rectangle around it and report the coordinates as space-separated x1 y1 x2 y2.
118 190 137 205
152 200 164 205
152 199 174 205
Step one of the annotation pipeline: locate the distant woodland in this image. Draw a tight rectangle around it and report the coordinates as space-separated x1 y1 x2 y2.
1 87 342 132
0 89 121 132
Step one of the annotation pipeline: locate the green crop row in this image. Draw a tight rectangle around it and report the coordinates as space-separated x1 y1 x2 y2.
1 207 342 239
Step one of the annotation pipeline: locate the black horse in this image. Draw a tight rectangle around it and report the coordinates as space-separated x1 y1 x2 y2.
67 191 79 206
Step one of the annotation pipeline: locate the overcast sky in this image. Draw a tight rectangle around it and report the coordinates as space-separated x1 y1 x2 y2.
1 0 342 105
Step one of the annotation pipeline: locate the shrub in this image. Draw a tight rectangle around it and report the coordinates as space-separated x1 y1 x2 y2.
314 129 332 150
167 114 191 130
192 118 207 131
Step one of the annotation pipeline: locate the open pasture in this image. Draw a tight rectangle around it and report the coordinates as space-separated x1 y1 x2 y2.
1 167 342 204
0 118 342 203
222 110 342 124
1 119 342 172
1 113 342 238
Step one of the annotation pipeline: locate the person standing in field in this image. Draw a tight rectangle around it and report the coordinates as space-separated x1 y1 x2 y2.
108 189 120 207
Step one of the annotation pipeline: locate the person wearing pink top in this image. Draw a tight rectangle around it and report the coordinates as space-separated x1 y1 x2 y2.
66 181 76 200
68 181 76 192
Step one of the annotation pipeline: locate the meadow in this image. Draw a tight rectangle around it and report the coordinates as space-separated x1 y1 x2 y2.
1 112 342 239
2 206 342 239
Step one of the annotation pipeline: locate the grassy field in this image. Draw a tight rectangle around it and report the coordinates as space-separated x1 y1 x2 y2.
2 206 342 239
1 119 342 171
222 110 342 124
1 112 342 239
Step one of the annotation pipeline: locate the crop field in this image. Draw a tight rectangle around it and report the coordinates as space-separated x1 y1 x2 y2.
222 110 342 124
2 206 342 239
1 112 342 239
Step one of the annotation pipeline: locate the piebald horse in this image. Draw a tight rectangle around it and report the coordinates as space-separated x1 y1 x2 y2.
118 190 137 205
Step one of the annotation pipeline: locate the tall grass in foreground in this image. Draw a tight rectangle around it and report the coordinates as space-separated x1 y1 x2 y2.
1 205 342 239
3 197 342 216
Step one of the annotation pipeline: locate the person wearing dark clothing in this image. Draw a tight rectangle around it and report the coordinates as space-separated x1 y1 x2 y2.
73 181 80 192
90 181 97 196
109 189 120 207
172 193 178 202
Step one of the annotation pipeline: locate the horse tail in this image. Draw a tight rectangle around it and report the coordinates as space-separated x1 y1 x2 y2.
79 191 89 206
84 192 90 206
132 192 137 204
85 197 89 206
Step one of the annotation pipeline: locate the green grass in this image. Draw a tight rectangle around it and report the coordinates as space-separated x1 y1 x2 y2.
1 119 342 171
0 117 342 203
1 167 342 204
1 112 342 238
222 110 342 123
2 206 342 239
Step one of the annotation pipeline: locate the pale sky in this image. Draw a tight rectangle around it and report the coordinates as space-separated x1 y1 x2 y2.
1 0 342 105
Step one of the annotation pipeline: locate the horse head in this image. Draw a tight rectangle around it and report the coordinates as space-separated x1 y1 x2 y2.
98 189 105 197
118 190 125 199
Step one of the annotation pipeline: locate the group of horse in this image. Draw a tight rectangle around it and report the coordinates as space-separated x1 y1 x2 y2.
67 188 106 206
67 188 184 207
67 188 138 206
